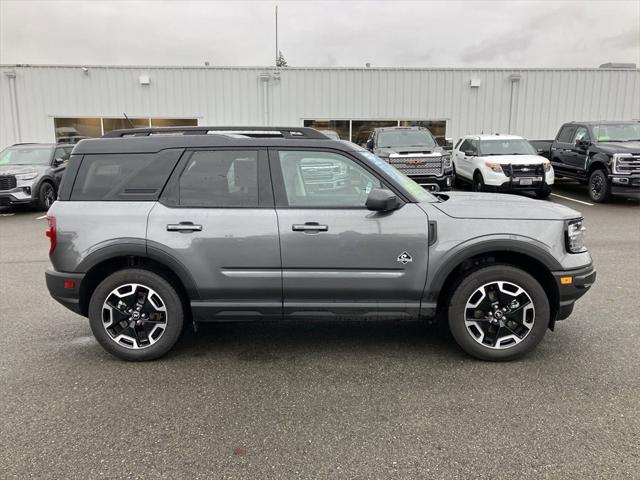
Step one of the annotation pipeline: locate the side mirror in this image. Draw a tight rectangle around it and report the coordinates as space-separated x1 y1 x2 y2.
464 150 475 157
366 140 374 151
366 188 401 212
575 139 590 148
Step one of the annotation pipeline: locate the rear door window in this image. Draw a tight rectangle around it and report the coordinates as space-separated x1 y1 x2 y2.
71 151 181 200
178 150 258 207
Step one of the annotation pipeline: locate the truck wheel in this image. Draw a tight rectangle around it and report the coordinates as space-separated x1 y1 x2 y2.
448 265 550 361
588 169 612 203
36 182 56 211
88 269 185 361
535 186 552 199
472 173 485 192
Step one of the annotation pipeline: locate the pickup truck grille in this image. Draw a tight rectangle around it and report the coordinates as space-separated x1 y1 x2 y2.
503 163 544 178
388 155 443 176
616 155 640 175
0 175 17 191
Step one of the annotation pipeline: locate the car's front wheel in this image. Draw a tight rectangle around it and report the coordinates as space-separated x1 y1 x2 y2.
588 169 612 203
472 173 485 192
535 185 552 199
36 182 56 211
88 269 185 361
448 265 550 361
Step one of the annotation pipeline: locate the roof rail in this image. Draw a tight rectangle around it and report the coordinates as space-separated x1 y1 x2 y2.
102 126 331 139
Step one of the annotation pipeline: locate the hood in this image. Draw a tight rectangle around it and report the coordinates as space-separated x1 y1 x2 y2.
377 146 444 156
593 141 640 155
0 164 48 175
478 154 548 165
430 191 580 220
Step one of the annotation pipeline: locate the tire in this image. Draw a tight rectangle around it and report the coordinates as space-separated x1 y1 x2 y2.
452 164 461 188
588 169 612 203
534 186 552 199
88 268 185 361
472 172 485 192
448 265 550 361
36 182 56 211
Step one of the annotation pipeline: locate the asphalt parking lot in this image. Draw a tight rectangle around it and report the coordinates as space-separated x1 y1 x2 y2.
1 181 639 479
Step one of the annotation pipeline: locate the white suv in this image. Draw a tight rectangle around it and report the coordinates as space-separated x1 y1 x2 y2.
452 135 554 198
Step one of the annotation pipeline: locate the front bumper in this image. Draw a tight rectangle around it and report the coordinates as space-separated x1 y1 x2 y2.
610 174 640 199
497 177 550 192
408 170 453 192
551 263 596 321
45 268 86 315
0 188 35 205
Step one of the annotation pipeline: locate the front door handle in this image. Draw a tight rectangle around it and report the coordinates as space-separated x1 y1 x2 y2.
167 222 203 232
292 222 328 232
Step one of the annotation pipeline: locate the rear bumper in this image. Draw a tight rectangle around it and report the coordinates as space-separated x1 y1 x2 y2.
45 269 85 315
552 263 596 321
610 174 640 198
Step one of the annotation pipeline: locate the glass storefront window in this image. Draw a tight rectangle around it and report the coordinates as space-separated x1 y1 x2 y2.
151 118 198 127
103 118 150 133
303 120 350 141
351 121 398 146
54 118 102 144
54 118 199 143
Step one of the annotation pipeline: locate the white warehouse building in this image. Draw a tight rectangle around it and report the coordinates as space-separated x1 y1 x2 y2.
1 64 639 149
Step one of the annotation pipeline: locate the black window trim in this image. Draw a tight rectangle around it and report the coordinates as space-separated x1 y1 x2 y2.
160 147 274 209
268 146 408 210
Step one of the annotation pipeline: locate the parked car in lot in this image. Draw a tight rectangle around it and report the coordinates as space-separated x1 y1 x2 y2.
452 134 554 198
364 126 453 191
0 143 72 210
531 121 640 202
45 126 595 362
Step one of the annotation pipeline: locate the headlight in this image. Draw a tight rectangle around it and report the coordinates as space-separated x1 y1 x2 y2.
15 171 38 181
611 153 632 174
543 161 552 172
443 155 452 169
566 218 587 253
484 160 503 173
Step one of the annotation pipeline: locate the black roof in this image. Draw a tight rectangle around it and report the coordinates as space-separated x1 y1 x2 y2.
374 126 428 132
568 121 640 126
73 126 351 154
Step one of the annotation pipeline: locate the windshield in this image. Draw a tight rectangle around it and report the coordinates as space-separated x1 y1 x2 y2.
378 130 436 149
592 124 640 142
357 150 436 202
0 146 53 166
479 139 536 155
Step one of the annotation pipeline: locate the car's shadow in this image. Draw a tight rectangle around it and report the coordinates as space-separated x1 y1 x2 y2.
169 319 463 361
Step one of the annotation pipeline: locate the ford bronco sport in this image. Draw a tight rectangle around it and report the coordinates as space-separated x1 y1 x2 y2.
45 126 595 361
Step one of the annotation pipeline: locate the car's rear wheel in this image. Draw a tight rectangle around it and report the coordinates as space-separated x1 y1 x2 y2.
88 269 184 361
37 182 56 211
448 265 550 361
588 169 611 203
472 173 485 192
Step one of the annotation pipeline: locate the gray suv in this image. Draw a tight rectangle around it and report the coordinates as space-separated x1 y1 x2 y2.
0 143 72 210
45 127 596 362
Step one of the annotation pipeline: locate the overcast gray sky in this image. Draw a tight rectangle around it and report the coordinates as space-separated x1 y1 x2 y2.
1 0 639 68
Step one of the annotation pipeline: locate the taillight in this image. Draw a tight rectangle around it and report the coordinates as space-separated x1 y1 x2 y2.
45 216 57 256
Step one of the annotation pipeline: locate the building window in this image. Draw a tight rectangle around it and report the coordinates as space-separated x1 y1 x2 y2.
54 118 102 144
54 117 198 144
303 120 350 141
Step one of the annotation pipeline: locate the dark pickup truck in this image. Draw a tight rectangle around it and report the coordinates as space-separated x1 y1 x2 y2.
531 121 640 202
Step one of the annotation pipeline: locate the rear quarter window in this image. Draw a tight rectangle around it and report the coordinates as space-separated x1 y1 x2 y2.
70 150 182 201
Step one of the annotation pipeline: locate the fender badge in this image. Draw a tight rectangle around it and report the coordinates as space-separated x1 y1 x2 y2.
397 252 413 264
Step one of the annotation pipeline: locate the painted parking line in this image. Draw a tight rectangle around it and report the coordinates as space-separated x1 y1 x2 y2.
36 215 48 220
550 193 594 207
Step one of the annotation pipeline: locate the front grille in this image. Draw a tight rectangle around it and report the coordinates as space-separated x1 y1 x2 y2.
0 175 17 191
503 163 544 178
616 155 640 175
388 155 443 176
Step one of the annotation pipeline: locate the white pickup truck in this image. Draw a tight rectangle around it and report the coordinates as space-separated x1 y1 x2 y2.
452 134 554 199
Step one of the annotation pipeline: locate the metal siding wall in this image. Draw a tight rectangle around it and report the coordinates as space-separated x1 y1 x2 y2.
1 65 639 148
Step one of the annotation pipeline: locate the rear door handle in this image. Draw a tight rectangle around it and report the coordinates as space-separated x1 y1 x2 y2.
292 222 328 232
167 222 203 232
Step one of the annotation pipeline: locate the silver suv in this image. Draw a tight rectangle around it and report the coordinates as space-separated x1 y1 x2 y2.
45 127 596 361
